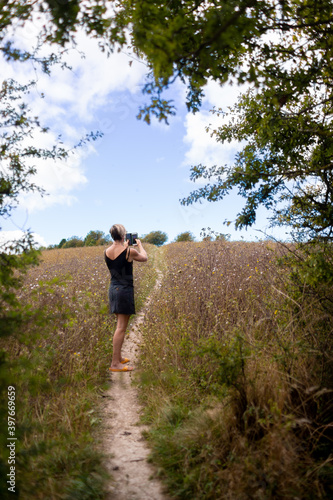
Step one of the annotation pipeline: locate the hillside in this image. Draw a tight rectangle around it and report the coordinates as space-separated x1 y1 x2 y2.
1 244 157 499
1 241 332 499
137 241 333 499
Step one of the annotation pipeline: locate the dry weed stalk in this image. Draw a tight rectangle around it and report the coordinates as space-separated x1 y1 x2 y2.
138 241 333 499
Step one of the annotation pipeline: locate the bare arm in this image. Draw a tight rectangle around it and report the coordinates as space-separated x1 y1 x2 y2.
129 239 148 262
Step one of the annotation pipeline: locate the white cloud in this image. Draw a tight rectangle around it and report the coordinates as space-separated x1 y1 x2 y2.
183 110 239 168
0 230 47 250
21 192 79 212
182 79 246 172
4 126 91 212
203 79 243 109
1 21 148 213
31 34 148 122
19 148 89 211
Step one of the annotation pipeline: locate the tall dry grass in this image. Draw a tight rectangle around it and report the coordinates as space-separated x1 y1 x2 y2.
1 244 157 499
137 241 333 499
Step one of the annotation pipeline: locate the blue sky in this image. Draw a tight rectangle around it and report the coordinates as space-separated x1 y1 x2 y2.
1 22 289 248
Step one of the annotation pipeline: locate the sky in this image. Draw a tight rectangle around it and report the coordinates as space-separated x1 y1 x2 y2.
0 16 290 249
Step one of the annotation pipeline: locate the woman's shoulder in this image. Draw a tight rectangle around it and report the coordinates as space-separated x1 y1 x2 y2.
104 245 113 258
105 244 126 260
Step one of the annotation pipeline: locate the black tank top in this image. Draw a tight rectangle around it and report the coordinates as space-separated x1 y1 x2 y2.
104 248 133 286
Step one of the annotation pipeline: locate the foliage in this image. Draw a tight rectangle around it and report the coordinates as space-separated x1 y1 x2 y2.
2 2 332 240
0 75 71 497
58 238 67 248
0 7 102 252
0 238 40 335
57 231 110 249
0 75 100 250
138 241 333 499
174 231 195 242
0 36 102 500
62 0 332 242
153 0 333 240
84 230 110 247
0 79 68 224
181 86 333 240
0 233 40 498
0 1 113 58
60 236 84 248
141 230 168 246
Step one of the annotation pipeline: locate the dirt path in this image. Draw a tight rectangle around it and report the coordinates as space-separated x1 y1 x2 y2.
101 273 170 500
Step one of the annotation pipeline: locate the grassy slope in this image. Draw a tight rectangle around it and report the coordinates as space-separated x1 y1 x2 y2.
1 244 158 499
137 241 333 499
2 241 331 499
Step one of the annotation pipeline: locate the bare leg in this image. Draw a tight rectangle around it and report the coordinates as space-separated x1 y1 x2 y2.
111 314 133 370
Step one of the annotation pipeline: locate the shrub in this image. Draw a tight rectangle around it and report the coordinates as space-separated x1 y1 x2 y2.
62 236 84 248
141 230 168 246
174 231 195 242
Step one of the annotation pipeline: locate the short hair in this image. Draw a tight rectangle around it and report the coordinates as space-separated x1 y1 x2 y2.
110 224 126 241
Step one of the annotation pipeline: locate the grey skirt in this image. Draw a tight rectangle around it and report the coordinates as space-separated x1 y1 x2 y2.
108 283 135 315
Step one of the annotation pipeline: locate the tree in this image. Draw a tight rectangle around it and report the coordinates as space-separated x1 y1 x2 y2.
174 231 195 242
133 0 332 242
84 230 110 246
141 230 168 246
0 1 113 59
62 236 84 248
58 238 67 248
181 82 333 241
10 0 326 242
0 75 75 323
0 76 100 253
0 79 69 223
0 76 99 482
0 7 108 492
107 0 332 241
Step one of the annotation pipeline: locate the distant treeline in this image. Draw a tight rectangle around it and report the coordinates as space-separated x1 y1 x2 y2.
44 230 111 250
43 229 232 250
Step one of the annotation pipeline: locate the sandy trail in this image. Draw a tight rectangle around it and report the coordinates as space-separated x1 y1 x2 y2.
101 274 170 500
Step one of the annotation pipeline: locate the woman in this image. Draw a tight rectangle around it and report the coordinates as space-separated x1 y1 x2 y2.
104 224 148 372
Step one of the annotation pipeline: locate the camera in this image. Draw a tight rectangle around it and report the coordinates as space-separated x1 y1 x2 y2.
126 232 138 246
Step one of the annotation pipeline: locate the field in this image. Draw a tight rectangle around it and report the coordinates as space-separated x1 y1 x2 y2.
1 240 332 499
137 241 333 499
1 244 158 499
